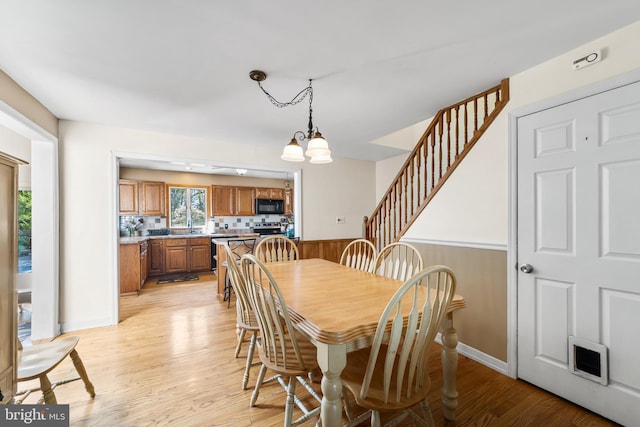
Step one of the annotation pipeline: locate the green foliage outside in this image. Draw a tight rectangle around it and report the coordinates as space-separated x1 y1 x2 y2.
170 187 206 228
170 187 187 226
18 190 32 255
190 188 206 226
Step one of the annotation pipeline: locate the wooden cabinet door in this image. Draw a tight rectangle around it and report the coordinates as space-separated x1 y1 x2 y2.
284 189 293 215
212 186 234 216
0 154 18 404
119 180 139 214
148 239 165 276
165 240 188 274
256 188 284 200
140 181 165 216
189 245 211 272
236 187 255 216
255 188 273 199
120 244 141 294
270 188 284 200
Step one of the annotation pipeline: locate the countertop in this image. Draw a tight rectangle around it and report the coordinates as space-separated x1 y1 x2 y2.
210 234 260 244
119 232 260 245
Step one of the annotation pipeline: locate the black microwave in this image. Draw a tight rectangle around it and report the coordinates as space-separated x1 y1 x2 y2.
255 198 284 215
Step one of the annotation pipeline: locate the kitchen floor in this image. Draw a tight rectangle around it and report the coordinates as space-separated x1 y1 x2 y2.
142 271 217 290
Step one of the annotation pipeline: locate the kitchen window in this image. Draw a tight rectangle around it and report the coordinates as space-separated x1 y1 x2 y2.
168 185 208 230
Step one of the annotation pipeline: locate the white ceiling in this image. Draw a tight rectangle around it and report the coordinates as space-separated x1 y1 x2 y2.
1 1 639 172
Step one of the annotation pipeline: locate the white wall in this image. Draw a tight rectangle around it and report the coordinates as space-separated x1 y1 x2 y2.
375 153 407 202
301 156 375 239
389 20 640 246
58 121 375 331
372 118 428 202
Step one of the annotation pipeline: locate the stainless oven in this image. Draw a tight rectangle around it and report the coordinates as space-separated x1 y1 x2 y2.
251 222 284 235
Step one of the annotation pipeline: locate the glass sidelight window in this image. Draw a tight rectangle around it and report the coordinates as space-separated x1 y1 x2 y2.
168 186 207 229
18 190 32 273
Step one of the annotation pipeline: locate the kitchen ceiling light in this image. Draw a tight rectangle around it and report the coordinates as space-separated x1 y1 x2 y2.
250 70 332 164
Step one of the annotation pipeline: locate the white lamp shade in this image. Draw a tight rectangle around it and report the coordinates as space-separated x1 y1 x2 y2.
309 148 333 164
305 132 329 157
281 139 305 162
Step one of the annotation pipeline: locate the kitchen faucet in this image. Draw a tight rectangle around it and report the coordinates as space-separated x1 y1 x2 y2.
187 218 193 233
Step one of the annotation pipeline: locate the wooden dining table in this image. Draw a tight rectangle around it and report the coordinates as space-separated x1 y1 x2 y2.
265 258 467 427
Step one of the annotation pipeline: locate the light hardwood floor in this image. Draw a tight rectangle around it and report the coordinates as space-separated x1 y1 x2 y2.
18 274 619 426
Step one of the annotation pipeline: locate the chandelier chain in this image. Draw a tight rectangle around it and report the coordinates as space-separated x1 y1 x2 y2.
257 79 313 109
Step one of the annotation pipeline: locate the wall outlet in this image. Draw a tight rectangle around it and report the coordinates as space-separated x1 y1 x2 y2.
336 216 345 224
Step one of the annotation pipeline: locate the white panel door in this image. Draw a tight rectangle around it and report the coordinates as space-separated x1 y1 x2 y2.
517 80 640 426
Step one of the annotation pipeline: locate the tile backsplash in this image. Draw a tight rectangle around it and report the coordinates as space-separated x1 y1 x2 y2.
213 215 284 230
119 214 286 235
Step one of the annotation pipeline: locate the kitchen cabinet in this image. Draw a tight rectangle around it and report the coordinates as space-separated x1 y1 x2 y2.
119 179 165 216
212 186 234 216
270 188 284 199
188 237 211 272
284 189 293 216
120 242 147 295
165 239 188 274
236 187 255 216
164 237 211 274
119 179 139 214
121 236 210 291
148 239 165 276
212 185 255 216
255 187 284 200
139 181 165 216
0 152 21 404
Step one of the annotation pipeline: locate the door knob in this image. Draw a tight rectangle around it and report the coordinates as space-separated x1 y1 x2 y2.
520 264 533 273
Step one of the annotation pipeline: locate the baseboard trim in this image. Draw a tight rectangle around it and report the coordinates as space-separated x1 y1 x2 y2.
60 316 115 334
400 237 507 252
435 333 509 376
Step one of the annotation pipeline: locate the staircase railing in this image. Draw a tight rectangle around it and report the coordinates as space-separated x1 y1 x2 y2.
365 78 509 251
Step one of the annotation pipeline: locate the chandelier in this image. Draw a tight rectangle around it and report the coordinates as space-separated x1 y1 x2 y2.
249 70 332 164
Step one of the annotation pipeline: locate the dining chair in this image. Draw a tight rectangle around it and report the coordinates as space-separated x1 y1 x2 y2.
240 254 321 426
222 237 257 307
15 336 95 404
222 243 260 390
340 238 377 273
254 235 299 263
372 242 424 281
341 265 457 427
